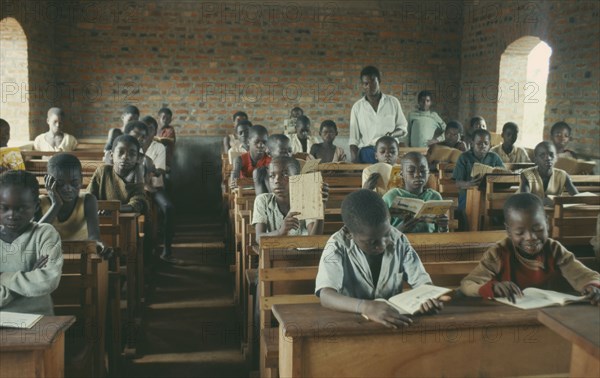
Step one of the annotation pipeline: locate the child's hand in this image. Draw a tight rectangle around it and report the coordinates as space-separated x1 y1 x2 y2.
417 298 445 315
45 175 64 209
436 215 449 232
363 300 413 329
468 175 483 187
321 182 329 203
542 197 554 207
31 255 49 270
583 285 600 306
492 281 523 303
397 215 422 233
96 241 114 260
278 211 301 235
363 173 381 190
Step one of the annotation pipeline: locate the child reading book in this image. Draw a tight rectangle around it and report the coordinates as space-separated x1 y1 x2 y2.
490 122 531 164
383 152 449 233
453 129 505 211
316 189 445 328
460 193 600 305
520 141 578 205
362 136 400 195
407 90 446 147
309 120 346 163
252 157 328 243
37 153 111 257
551 121 577 159
0 171 63 315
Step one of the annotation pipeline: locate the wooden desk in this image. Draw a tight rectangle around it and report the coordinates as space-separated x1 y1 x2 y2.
538 307 600 378
0 316 75 378
273 299 571 377
119 212 142 356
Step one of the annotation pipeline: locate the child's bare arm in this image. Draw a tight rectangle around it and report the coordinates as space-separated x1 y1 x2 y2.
363 173 381 190
565 175 579 196
252 167 269 195
83 193 101 242
455 176 482 190
230 156 242 187
38 175 64 224
223 135 231 152
319 288 413 328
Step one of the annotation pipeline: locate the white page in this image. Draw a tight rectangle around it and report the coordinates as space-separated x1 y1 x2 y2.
289 172 324 220
0 311 43 329
495 287 585 309
386 285 452 314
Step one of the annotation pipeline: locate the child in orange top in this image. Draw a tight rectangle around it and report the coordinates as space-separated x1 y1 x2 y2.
231 125 270 186
461 193 600 305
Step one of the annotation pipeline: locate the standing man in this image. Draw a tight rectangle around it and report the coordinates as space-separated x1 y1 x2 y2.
349 66 408 163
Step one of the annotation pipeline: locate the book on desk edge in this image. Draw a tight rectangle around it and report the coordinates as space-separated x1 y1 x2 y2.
376 285 453 315
0 311 43 329
495 288 586 310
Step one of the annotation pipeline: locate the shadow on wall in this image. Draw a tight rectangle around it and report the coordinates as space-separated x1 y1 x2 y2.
171 137 223 217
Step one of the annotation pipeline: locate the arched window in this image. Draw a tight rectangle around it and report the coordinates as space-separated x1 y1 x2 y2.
497 36 552 148
0 17 29 143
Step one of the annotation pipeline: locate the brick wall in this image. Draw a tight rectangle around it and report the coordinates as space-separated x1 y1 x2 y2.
0 1 57 141
45 0 463 138
458 0 600 157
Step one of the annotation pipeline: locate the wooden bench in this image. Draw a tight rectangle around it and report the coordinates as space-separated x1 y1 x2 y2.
54 240 108 377
552 195 600 250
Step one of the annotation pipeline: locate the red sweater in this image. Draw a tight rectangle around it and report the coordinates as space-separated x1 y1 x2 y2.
240 152 271 178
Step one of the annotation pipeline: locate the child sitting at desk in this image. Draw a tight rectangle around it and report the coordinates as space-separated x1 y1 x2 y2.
362 136 400 195
253 134 292 195
87 135 148 214
231 125 270 186
520 141 578 206
460 193 600 305
463 116 487 149
383 152 448 233
316 189 444 328
252 156 328 243
104 105 140 159
289 115 316 157
223 111 248 152
551 121 577 159
452 128 505 212
228 120 251 161
309 120 346 163
490 122 531 164
34 107 78 152
37 153 111 258
0 170 63 315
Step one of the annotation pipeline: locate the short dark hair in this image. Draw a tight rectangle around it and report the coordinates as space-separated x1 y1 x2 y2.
401 151 426 165
360 66 381 82
158 107 172 117
342 189 389 234
112 134 141 152
472 128 491 141
551 121 571 136
418 90 433 101
470 116 485 128
124 121 148 135
270 156 300 175
375 135 398 149
533 141 556 157
123 105 140 116
104 128 123 151
141 115 158 131
445 120 463 133
0 170 39 200
47 153 82 177
237 119 252 128
232 111 248 122
47 107 65 118
504 192 544 220
248 125 268 140
502 122 519 134
320 120 338 133
296 115 310 128
0 118 9 129
291 107 304 115
267 134 290 150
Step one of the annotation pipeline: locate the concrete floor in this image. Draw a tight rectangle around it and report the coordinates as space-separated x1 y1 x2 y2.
121 217 248 377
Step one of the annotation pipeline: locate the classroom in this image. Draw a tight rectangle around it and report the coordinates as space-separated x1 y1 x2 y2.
0 0 599 377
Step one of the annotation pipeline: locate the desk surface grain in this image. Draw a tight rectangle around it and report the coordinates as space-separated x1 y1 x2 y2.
538 306 600 357
0 316 75 351
273 298 567 338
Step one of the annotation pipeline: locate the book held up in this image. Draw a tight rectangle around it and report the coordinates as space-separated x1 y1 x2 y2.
390 197 453 219
289 171 324 221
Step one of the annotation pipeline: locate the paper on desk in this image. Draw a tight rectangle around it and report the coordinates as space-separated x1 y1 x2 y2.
289 171 324 220
0 311 43 329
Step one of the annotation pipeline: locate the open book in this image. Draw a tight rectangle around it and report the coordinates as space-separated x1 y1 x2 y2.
289 171 324 220
471 162 512 178
0 147 25 170
0 311 43 329
428 145 462 164
390 197 453 219
554 156 596 175
495 288 586 310
376 285 452 315
363 163 402 192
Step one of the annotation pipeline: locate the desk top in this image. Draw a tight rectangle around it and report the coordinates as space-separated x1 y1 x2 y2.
0 316 75 351
273 298 550 338
538 306 600 357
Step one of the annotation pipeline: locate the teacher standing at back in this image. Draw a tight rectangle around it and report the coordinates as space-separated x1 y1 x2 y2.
349 66 408 163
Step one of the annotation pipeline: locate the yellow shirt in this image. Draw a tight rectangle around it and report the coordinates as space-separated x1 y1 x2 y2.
521 166 568 198
490 144 531 164
39 193 89 240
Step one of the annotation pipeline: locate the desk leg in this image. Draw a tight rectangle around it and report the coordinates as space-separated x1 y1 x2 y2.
570 344 600 378
121 220 138 356
279 326 302 378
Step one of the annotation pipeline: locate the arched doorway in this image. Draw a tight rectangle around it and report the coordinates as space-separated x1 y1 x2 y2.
497 36 552 148
0 17 29 143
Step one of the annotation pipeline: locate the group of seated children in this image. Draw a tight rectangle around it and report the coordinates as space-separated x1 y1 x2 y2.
315 190 599 328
